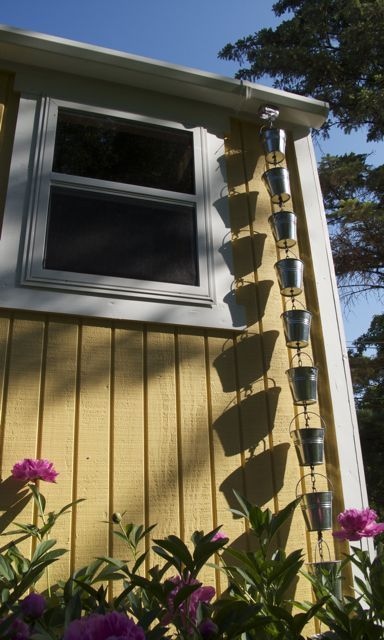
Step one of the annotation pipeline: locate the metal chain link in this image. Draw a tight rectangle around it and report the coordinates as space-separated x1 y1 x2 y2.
317 531 324 560
310 464 317 493
296 346 303 367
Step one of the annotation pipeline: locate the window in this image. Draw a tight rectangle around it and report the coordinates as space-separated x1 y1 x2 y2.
0 90 243 329
24 100 212 304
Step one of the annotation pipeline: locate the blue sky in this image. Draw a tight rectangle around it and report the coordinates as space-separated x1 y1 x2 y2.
0 0 381 343
0 0 281 75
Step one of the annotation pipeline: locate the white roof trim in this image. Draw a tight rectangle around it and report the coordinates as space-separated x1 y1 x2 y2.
0 24 328 128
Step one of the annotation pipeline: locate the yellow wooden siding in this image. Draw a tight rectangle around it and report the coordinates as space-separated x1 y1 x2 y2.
0 309 322 586
112 327 145 562
0 77 339 622
0 317 251 584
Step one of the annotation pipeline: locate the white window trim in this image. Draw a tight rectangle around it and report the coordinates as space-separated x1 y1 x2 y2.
0 93 246 330
22 98 213 305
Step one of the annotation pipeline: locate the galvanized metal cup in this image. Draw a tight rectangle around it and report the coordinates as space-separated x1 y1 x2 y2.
260 127 286 164
301 491 333 531
291 427 325 466
290 412 326 466
281 308 312 348
262 167 291 203
286 365 318 405
275 258 303 296
307 560 343 600
269 210 297 248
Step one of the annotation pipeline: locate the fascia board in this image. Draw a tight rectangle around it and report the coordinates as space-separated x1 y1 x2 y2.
0 24 328 129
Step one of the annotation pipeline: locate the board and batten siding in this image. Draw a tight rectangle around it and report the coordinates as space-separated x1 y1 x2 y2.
0 72 339 607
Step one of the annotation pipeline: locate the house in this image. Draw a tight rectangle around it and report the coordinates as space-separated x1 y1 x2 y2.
0 25 367 599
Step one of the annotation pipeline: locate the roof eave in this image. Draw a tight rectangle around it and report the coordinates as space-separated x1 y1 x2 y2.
0 25 329 129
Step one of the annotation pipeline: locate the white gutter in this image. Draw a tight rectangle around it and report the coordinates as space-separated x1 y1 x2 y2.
0 24 328 128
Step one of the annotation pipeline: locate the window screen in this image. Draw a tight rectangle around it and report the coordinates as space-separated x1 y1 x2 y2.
44 187 199 286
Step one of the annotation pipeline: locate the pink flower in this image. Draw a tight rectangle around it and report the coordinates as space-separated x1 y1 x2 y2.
211 530 228 542
333 508 384 541
64 611 145 640
163 575 215 629
1 618 30 639
11 459 58 483
20 593 46 618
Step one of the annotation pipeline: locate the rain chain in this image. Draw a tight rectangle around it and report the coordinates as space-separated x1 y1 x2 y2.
259 105 341 597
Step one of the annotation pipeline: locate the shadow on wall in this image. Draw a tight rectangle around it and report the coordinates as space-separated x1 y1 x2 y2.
224 280 274 329
214 191 259 233
220 443 290 512
220 233 267 277
213 331 279 392
217 151 258 189
213 387 281 456
0 476 31 548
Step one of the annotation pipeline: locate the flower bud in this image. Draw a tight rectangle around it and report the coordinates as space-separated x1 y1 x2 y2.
112 512 122 524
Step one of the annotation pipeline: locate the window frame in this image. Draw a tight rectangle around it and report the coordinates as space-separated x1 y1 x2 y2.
22 98 214 305
0 86 244 330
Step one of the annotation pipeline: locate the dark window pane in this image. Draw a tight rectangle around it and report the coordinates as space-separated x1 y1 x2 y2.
53 109 195 194
44 187 199 286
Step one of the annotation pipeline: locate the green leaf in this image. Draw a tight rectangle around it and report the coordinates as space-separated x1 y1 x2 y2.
32 548 67 567
292 602 327 635
267 604 293 624
127 523 142 544
10 522 40 537
232 490 253 518
0 556 14 581
57 498 86 516
82 558 104 579
94 566 127 582
129 574 153 589
229 508 249 519
153 536 193 571
28 632 55 640
132 551 148 575
151 546 176 568
0 588 9 603
129 522 156 547
113 530 129 542
64 592 82 626
171 583 200 609
113 583 135 608
72 578 104 601
225 547 264 573
145 624 170 640
31 538 57 563
95 556 126 569
142 523 157 538
213 599 268 636
29 484 46 513
269 497 301 540
193 540 226 572
130 574 165 600
148 561 172 581
248 505 272 540
191 526 224 547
